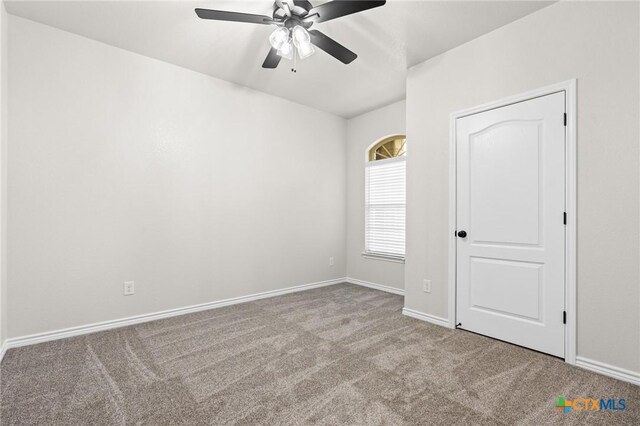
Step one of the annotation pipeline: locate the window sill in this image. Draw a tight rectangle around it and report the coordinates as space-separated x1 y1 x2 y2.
361 252 405 264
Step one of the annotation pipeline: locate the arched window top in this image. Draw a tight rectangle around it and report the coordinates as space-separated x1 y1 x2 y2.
368 135 406 161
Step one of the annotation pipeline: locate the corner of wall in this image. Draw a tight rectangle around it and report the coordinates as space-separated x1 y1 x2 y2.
345 100 406 291
0 0 8 358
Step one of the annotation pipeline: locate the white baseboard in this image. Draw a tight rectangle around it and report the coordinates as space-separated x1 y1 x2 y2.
4 279 639 389
575 356 640 386
1 277 347 356
0 340 7 364
402 307 451 328
346 277 405 296
399 309 640 386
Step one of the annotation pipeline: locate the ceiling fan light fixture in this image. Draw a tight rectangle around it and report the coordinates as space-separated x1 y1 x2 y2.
292 25 314 59
291 25 310 44
277 39 294 60
296 40 315 59
269 26 290 50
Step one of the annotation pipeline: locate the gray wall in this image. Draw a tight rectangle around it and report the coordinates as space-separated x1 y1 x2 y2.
346 101 406 290
404 1 640 373
7 16 347 338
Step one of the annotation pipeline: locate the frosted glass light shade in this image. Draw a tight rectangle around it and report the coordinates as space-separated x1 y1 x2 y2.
277 40 293 60
292 26 314 59
269 27 290 50
292 26 310 44
296 41 315 59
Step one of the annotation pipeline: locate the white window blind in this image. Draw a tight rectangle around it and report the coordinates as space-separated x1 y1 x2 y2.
365 156 406 258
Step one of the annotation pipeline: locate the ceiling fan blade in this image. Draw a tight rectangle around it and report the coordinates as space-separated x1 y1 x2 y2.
262 48 282 69
292 0 313 11
309 30 357 64
308 0 385 23
195 8 275 25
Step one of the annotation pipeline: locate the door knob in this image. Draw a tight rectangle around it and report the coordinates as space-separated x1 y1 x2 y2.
457 230 467 238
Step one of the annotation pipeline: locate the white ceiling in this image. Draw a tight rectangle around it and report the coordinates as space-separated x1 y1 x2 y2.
5 0 553 118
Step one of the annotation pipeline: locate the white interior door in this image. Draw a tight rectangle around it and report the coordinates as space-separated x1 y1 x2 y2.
456 92 566 358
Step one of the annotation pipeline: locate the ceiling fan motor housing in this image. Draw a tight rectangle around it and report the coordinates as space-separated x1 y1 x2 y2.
273 1 314 29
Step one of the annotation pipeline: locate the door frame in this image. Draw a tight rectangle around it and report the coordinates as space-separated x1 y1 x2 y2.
447 79 577 364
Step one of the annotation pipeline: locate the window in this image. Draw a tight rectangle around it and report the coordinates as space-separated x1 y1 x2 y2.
364 135 406 260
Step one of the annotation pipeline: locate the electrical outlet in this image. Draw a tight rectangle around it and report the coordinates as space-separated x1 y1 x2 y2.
423 279 431 293
124 281 135 296
329 257 335 267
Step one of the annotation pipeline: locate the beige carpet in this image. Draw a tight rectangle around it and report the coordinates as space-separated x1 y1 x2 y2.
1 283 638 425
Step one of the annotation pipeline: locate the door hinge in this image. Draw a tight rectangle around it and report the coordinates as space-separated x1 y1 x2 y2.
563 113 567 126
563 311 567 324
563 212 567 225
454 230 457 237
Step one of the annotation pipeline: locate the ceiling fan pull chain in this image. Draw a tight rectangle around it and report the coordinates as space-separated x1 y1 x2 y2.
291 48 297 73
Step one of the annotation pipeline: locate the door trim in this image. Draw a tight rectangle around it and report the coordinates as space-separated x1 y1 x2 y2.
448 80 577 364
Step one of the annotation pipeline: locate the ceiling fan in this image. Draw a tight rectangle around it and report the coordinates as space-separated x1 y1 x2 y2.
195 1 386 70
